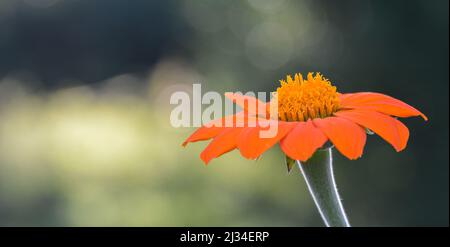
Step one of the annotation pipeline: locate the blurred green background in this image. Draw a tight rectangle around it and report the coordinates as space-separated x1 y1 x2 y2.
0 0 448 226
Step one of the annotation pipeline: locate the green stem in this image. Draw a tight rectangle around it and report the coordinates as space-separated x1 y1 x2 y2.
297 148 350 227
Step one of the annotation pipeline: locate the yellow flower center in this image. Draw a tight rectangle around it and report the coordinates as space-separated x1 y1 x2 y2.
273 72 340 121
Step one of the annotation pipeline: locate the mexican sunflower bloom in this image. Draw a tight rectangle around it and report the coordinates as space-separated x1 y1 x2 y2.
183 73 427 164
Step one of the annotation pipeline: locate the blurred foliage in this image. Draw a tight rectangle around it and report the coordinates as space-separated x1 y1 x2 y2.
0 0 448 226
0 77 316 226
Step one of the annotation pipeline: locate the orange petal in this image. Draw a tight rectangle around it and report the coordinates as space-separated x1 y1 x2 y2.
313 117 367 160
339 92 428 121
200 128 243 164
182 112 255 146
225 92 268 116
182 125 223 147
237 120 295 159
280 120 328 161
335 109 410 152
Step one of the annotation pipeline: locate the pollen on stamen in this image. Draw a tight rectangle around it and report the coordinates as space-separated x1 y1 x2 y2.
274 72 340 122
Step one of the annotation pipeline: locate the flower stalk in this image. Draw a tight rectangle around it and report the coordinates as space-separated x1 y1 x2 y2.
297 148 350 227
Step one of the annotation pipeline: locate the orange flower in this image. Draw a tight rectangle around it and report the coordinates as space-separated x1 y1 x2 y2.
183 73 427 164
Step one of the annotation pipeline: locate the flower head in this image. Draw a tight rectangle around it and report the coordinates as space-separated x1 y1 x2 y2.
275 73 340 121
183 72 427 164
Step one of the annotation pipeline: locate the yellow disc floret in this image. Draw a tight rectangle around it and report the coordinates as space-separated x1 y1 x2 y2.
274 72 340 121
